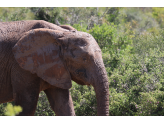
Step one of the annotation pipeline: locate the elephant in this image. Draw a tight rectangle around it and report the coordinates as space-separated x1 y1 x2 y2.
0 20 109 116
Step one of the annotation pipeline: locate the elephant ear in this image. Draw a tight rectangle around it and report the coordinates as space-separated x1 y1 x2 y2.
12 28 72 89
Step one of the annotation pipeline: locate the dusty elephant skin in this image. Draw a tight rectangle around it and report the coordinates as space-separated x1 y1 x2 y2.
0 20 109 116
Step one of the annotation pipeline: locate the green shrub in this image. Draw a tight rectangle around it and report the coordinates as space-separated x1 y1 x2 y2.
0 103 6 116
5 103 22 116
35 91 55 116
152 7 164 28
70 82 97 116
136 90 164 116
72 24 88 32
30 7 64 24
0 7 34 21
89 23 134 55
102 28 164 115
109 89 135 116
116 8 159 34
105 7 120 25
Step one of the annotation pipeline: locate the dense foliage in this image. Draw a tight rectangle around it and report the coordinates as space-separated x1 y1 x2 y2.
0 7 164 116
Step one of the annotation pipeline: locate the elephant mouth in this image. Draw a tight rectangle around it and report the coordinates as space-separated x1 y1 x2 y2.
69 67 91 86
70 73 88 85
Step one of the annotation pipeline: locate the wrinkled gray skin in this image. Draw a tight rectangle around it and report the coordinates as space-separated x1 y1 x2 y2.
0 20 109 116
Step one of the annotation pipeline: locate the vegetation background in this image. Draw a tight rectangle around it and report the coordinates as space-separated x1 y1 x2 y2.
0 7 164 116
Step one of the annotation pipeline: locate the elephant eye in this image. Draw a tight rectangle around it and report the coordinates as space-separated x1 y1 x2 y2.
75 70 79 75
75 69 87 78
83 57 87 62
79 40 87 46
75 39 87 46
70 48 76 58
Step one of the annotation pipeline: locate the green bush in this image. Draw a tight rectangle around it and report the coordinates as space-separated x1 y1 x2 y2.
152 7 164 28
102 28 164 115
70 82 97 116
136 90 164 116
109 89 135 116
73 24 88 32
30 7 64 24
0 103 6 116
35 91 55 116
5 103 22 116
89 23 134 55
0 7 34 22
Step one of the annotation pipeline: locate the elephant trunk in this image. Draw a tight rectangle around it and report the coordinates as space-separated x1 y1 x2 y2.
91 60 109 116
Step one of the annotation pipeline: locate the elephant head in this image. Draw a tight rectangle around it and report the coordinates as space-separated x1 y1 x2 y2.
12 28 109 116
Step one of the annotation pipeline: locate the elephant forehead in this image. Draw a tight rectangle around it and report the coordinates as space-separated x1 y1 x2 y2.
64 31 91 39
88 38 101 54
77 32 91 38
